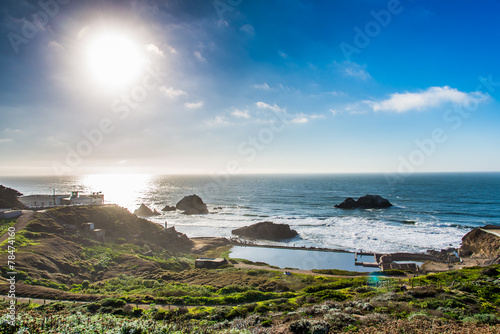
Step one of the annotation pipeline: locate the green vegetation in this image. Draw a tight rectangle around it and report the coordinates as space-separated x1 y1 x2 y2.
0 218 17 235
311 268 369 276
0 205 499 333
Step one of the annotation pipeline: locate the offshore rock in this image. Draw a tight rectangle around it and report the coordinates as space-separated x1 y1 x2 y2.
176 195 209 215
161 205 176 212
335 195 392 209
134 204 160 217
232 221 298 241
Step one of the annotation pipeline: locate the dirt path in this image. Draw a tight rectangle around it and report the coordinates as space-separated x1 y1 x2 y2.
233 262 368 278
0 295 193 310
0 210 37 245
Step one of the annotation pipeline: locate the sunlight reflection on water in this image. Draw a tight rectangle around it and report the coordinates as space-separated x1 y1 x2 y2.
81 174 153 210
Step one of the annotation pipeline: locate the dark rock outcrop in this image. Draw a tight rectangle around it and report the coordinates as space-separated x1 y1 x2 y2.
335 195 392 209
427 248 461 263
176 195 209 215
160 226 193 252
232 221 298 241
161 205 176 212
134 204 160 217
458 227 500 258
335 197 357 209
0 185 25 209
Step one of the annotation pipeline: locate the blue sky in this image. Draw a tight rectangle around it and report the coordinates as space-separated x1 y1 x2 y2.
1 0 500 175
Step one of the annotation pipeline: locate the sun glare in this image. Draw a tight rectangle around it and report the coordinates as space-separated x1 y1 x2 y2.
85 33 145 91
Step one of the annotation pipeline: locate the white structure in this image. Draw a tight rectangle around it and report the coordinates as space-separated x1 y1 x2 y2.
19 191 104 208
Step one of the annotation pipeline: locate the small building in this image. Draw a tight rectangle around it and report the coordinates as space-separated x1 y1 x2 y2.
195 258 228 269
18 194 67 208
82 222 95 231
61 192 104 206
19 191 104 208
91 229 105 241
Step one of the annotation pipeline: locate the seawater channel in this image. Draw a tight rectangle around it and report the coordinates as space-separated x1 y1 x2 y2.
229 246 381 272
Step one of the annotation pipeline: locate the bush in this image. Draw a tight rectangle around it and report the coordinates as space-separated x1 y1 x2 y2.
254 304 270 314
311 290 347 302
86 302 101 313
473 313 499 324
100 298 127 308
324 311 356 329
289 319 310 334
261 319 272 327
119 325 143 334
217 285 249 295
309 320 330 334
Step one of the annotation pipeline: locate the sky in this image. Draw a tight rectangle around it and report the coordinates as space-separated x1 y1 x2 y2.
1 0 500 176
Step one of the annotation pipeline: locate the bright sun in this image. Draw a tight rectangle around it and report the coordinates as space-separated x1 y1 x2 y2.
85 33 145 90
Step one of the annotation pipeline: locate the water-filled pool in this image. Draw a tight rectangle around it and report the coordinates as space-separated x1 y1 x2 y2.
230 246 379 272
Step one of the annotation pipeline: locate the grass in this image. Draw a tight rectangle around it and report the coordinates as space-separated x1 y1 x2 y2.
312 269 369 276
0 218 17 235
1 264 499 333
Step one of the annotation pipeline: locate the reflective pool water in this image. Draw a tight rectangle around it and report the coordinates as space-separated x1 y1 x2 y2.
230 246 380 272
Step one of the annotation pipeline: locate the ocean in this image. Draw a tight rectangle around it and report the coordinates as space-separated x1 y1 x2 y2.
1 173 499 254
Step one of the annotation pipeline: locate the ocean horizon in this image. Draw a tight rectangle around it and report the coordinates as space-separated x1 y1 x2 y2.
1 172 499 254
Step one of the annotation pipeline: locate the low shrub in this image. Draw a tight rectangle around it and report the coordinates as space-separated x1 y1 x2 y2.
100 298 127 308
289 319 310 334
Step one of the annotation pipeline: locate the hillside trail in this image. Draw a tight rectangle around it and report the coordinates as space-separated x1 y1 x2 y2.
0 210 37 245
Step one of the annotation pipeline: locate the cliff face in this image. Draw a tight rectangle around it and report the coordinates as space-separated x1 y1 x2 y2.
459 228 500 258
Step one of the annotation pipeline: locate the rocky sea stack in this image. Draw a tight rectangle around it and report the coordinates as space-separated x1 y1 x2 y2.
134 203 161 217
232 221 298 241
161 205 176 212
176 195 209 215
335 194 392 209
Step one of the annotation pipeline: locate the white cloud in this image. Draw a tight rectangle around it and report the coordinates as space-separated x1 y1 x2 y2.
291 113 325 124
217 20 229 28
0 138 13 144
231 109 250 119
145 43 164 56
206 116 229 126
327 90 347 97
278 51 288 60
367 86 489 113
291 116 309 124
329 109 340 116
253 83 271 91
194 51 206 62
240 24 255 36
255 102 286 113
337 61 371 80
48 40 64 50
185 101 204 109
4 128 23 134
159 86 188 99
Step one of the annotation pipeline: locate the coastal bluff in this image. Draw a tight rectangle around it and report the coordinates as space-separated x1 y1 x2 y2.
459 225 500 261
232 221 298 241
335 194 392 209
